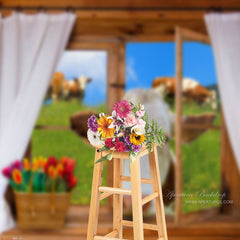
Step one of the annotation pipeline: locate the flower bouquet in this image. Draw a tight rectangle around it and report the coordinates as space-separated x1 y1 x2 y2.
87 100 166 162
2 156 78 229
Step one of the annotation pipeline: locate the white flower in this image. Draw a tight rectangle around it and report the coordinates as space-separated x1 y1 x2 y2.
131 125 145 135
99 112 105 118
139 104 144 111
87 129 103 146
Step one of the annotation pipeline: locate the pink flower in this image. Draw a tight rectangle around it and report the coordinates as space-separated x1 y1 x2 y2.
113 100 131 119
125 113 137 127
2 166 12 179
137 119 146 128
136 110 145 117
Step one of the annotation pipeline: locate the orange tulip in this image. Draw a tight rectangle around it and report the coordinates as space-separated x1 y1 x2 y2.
60 156 68 165
12 169 23 185
23 158 31 171
56 164 63 177
48 166 56 179
38 157 47 169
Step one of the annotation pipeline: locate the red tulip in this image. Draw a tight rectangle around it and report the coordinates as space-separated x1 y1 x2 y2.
66 174 77 189
44 156 58 173
48 156 58 166
62 158 75 177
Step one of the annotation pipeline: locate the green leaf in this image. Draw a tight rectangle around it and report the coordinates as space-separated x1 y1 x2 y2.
98 145 110 152
56 178 67 192
129 151 138 163
95 152 113 164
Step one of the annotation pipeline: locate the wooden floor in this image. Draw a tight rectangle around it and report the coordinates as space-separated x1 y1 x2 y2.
1 205 240 240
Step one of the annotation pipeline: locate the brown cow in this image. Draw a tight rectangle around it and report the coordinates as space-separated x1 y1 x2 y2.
49 72 92 101
152 77 217 109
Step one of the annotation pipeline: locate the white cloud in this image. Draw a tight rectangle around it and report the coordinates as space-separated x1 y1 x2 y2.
127 57 138 82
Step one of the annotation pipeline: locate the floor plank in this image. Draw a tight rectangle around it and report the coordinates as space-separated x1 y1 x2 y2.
1 205 240 240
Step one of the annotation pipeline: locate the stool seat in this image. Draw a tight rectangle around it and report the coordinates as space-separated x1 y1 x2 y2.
87 145 168 240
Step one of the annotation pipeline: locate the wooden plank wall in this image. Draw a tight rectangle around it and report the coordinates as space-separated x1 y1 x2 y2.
2 0 240 9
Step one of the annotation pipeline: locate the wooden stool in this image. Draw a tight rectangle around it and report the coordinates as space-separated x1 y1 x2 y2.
87 145 168 240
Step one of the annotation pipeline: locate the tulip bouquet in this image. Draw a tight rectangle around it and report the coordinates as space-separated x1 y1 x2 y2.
87 100 166 162
2 156 77 193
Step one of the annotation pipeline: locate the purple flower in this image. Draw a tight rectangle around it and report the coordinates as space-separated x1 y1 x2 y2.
88 115 99 132
124 145 130 152
125 135 131 146
132 144 141 153
11 160 22 171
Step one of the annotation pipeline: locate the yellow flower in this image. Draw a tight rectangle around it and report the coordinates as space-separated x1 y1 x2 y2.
32 157 39 172
38 157 47 169
23 158 31 171
97 116 115 139
130 133 146 145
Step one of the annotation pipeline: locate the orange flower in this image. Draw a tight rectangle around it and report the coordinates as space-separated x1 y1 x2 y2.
97 116 115 139
32 157 39 171
60 157 68 165
56 164 64 177
12 169 23 184
23 158 31 171
38 157 47 169
48 166 56 179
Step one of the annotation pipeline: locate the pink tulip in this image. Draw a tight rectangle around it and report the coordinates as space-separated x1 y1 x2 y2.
2 167 12 179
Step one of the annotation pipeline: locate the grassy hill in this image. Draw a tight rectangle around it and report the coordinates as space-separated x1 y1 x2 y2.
32 100 220 213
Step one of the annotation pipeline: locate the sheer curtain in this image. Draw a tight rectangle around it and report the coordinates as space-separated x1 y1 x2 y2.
0 12 75 233
205 13 240 172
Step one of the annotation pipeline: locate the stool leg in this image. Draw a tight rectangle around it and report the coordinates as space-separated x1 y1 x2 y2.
149 147 168 240
87 150 104 240
130 156 144 240
113 158 123 238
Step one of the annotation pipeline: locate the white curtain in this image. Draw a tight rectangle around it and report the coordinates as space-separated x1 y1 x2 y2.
205 13 240 172
0 12 75 233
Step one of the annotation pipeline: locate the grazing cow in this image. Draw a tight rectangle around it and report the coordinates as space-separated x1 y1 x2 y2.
152 77 217 110
49 72 92 101
48 72 65 101
70 88 215 215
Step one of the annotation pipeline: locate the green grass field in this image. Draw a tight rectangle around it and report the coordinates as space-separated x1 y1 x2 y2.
32 100 220 212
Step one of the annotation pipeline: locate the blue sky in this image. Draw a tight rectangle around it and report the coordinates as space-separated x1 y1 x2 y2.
56 42 217 105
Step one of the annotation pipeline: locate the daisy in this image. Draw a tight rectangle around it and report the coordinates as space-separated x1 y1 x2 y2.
87 129 103 146
113 100 131 119
97 116 115 139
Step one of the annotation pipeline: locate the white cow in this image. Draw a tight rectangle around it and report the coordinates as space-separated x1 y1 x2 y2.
123 89 175 215
123 88 215 215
